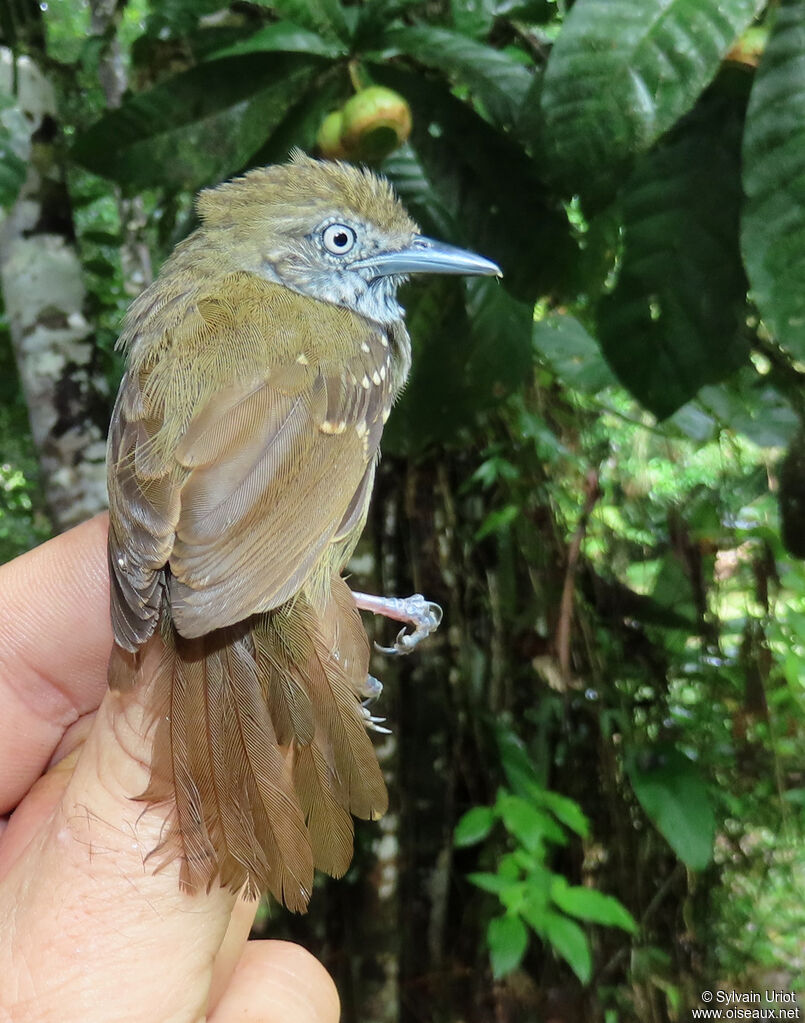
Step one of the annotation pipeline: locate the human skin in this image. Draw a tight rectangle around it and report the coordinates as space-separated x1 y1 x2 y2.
0 514 339 1023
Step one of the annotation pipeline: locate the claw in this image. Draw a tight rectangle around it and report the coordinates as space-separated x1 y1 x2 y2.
372 595 443 656
360 702 392 734
352 590 443 655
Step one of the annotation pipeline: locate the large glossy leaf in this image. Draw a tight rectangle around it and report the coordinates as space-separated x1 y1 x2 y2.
207 21 346 60
627 746 715 870
597 94 749 418
742 0 805 361
352 0 426 51
73 54 322 191
259 0 351 43
382 144 454 238
249 70 347 165
539 0 763 193
374 65 575 302
385 25 532 126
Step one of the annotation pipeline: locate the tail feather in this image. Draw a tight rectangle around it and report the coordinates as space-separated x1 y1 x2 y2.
220 634 313 908
253 615 315 745
125 575 387 910
293 740 355 877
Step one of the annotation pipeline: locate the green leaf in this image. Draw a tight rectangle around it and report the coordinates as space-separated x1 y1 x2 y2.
374 65 575 302
73 55 322 191
488 914 529 978
533 313 616 393
206 21 346 60
383 273 533 455
498 794 567 850
536 791 590 839
465 277 535 395
382 144 454 238
468 871 521 896
249 70 348 166
352 0 425 51
597 94 749 417
259 0 351 43
386 25 532 126
455 806 496 846
475 504 519 541
451 0 496 38
495 725 543 798
695 377 798 449
539 0 763 193
627 746 716 871
742 0 805 361
551 878 638 933
382 278 470 455
543 912 592 984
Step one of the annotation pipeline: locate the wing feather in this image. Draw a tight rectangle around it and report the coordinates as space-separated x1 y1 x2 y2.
108 276 396 646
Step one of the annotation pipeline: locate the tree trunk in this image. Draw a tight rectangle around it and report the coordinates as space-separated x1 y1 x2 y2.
0 46 108 530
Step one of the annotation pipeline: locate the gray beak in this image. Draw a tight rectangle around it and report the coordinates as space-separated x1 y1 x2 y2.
353 235 502 279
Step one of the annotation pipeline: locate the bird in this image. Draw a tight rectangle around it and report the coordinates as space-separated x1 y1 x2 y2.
106 150 501 911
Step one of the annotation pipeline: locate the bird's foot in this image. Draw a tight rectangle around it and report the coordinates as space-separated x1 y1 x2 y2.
352 591 443 655
359 673 391 733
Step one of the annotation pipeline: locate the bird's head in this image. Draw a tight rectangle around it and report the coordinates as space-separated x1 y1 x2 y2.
195 150 501 324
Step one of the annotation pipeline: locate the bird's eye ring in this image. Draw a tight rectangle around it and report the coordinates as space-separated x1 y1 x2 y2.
322 223 357 255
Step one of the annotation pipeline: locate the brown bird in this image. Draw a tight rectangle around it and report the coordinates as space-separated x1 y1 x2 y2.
106 151 500 911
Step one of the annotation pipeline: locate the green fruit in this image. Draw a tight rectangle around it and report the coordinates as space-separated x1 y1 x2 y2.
340 86 412 162
316 109 348 160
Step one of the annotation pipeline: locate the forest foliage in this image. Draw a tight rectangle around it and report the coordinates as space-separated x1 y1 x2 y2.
2 0 805 1020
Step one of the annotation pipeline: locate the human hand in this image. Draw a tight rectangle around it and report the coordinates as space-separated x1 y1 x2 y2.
0 514 339 1023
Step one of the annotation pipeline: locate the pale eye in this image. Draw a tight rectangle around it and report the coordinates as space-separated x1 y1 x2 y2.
322 223 357 255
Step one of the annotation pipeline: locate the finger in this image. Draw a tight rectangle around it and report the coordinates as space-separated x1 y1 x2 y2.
0 681 239 1022
209 941 340 1023
0 514 112 812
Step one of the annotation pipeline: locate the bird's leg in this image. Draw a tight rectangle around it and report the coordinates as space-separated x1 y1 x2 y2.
352 591 443 655
357 673 391 733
